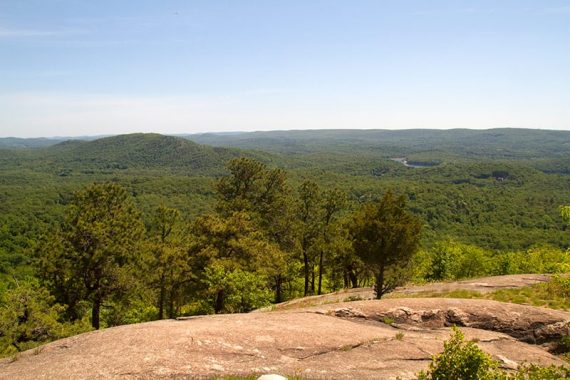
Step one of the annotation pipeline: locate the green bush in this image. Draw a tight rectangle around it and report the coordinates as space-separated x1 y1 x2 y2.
425 240 494 281
417 328 570 380
509 364 570 379
549 275 570 298
496 247 570 275
418 327 499 380
0 279 93 357
204 263 273 314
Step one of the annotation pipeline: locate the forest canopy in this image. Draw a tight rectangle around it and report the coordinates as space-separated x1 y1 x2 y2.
0 131 569 355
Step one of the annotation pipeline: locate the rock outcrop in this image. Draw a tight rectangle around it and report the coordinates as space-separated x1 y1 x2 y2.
1 298 568 380
321 298 570 351
267 274 551 312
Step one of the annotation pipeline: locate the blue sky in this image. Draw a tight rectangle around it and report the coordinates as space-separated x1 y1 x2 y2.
0 0 569 137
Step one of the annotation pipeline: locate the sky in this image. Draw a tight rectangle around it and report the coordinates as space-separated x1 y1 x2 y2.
0 0 569 137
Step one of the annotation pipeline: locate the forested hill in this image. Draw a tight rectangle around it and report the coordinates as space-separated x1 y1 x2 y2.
187 128 570 159
1 130 570 344
47 133 246 170
0 133 258 174
0 137 66 149
5 128 570 160
1 130 569 258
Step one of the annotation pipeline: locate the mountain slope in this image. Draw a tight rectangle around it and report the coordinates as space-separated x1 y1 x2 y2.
0 137 65 149
52 133 242 169
0 133 262 174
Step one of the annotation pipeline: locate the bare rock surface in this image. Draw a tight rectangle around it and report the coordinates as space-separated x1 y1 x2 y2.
396 274 551 295
1 298 569 380
313 298 570 349
266 274 551 311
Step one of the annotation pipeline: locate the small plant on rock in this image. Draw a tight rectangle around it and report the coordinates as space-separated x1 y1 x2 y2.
344 295 364 302
382 316 395 325
417 327 500 380
417 327 570 380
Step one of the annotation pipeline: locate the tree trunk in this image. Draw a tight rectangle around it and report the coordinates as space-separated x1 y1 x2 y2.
214 289 225 314
348 265 358 288
303 251 310 296
317 250 324 295
330 265 337 291
310 264 315 294
274 274 283 303
168 286 175 319
92 297 101 330
158 274 165 320
375 264 385 299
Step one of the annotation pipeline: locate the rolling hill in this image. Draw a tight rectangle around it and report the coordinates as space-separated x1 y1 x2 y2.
187 128 570 160
0 133 260 174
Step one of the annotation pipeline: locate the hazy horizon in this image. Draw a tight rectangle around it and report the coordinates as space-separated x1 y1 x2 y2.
1 0 569 137
2 126 570 140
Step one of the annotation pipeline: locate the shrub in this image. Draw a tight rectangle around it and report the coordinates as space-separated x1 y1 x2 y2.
548 275 570 298
509 364 570 379
204 263 273 314
417 327 499 380
417 328 570 380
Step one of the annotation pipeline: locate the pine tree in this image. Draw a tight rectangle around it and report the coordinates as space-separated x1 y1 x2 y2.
350 191 422 299
37 183 145 329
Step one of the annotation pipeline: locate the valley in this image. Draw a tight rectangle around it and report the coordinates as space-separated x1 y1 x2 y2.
0 129 569 378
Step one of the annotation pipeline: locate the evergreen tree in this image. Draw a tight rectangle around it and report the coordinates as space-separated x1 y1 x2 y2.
188 212 277 313
296 181 321 296
146 205 190 319
0 280 65 354
215 158 295 302
350 191 422 299
316 188 347 295
37 183 145 329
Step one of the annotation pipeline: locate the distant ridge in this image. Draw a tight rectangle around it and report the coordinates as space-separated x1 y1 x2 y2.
187 128 570 158
0 136 103 149
0 137 66 149
45 133 246 171
3 128 570 163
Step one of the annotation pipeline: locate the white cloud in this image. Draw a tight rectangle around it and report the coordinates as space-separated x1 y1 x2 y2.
0 26 87 39
542 5 570 14
413 8 495 16
0 27 59 38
